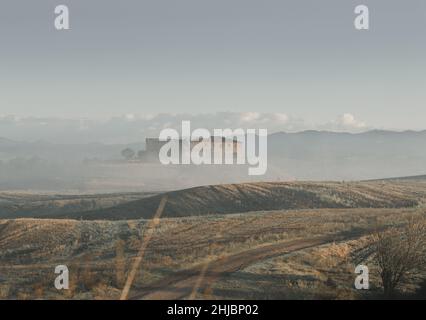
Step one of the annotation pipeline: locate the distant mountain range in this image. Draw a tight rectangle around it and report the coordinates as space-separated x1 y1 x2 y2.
2 129 426 161
269 130 426 158
266 130 426 181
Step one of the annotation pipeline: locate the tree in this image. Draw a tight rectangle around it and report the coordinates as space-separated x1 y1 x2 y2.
372 219 426 297
121 148 135 160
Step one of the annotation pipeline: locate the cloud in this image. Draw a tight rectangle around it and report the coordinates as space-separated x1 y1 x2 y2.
0 112 368 144
318 113 367 132
337 113 366 129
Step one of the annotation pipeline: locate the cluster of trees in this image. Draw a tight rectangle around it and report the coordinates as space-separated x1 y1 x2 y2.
120 148 144 161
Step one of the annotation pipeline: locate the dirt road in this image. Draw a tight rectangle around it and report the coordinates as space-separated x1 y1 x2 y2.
130 235 342 300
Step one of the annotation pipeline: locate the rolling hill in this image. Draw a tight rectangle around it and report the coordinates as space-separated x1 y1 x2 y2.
42 180 425 220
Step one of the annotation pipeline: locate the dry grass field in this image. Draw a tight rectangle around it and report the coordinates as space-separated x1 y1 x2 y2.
0 191 158 219
1 178 426 300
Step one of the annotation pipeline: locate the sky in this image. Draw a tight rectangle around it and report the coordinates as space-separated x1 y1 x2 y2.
0 0 425 133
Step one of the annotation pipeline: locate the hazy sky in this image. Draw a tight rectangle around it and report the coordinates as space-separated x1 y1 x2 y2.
1 0 425 130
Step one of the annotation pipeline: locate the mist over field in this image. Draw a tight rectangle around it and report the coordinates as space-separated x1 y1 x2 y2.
1 126 426 192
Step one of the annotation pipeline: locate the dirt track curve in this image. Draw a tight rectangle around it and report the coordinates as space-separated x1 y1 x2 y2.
129 234 352 300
